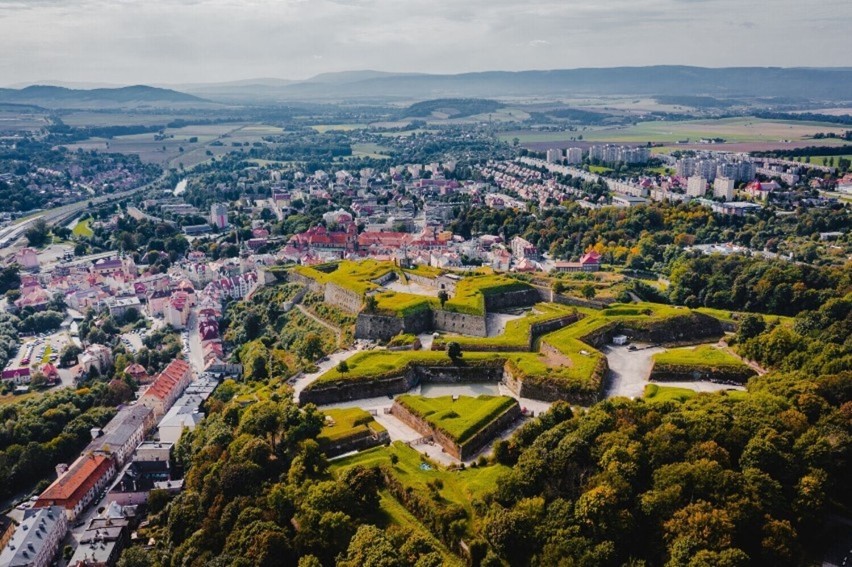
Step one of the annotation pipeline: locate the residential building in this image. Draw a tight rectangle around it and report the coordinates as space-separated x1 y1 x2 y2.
158 393 206 444
138 359 193 420
14 248 39 270
611 194 648 207
686 176 707 198
68 514 129 567
35 455 117 521
78 345 113 375
553 251 602 273
85 405 154 468
546 148 563 163
210 203 228 229
510 236 538 260
104 296 142 319
713 177 736 201
0 507 67 567
566 147 583 164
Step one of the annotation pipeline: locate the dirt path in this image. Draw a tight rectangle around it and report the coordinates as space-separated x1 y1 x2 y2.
296 304 343 346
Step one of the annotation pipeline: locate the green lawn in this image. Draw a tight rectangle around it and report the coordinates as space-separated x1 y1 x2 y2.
72 218 93 238
644 384 748 403
653 345 747 368
317 407 386 445
294 259 396 295
40 345 52 364
372 290 437 317
311 350 504 386
589 165 613 174
396 394 517 444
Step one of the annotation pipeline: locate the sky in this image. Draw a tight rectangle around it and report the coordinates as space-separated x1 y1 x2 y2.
0 0 849 87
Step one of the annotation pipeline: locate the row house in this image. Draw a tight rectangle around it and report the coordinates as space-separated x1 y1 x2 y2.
139 359 193 420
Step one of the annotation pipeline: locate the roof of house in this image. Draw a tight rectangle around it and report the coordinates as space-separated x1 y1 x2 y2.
37 455 112 505
140 359 191 403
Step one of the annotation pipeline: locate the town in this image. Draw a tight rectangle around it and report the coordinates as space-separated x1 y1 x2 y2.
0 64 850 567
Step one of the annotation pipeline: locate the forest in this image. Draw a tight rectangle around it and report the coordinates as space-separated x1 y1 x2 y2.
125 324 850 567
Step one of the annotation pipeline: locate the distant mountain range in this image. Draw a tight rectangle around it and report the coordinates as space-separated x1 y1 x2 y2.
0 85 211 109
6 67 852 107
172 66 852 103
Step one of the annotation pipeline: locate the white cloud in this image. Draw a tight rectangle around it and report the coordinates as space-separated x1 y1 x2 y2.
0 0 848 85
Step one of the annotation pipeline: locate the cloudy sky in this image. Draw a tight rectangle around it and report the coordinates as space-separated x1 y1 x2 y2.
0 0 849 86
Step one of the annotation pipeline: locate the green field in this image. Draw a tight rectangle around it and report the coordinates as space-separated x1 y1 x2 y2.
71 218 93 238
372 290 437 317
396 395 517 444
310 123 367 133
652 345 747 368
351 142 391 159
317 407 386 445
40 345 52 364
589 165 613 174
311 301 725 402
294 261 533 317
581 117 852 144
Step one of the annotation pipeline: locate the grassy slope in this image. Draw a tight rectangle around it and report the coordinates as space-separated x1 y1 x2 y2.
644 383 748 403
312 350 504 385
331 442 507 537
653 345 748 368
317 407 386 444
435 303 575 351
396 394 517 444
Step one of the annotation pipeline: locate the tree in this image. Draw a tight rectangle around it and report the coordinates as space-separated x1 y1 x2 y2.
446 341 462 361
299 333 324 362
552 280 565 295
24 219 50 247
437 290 449 307
0 265 20 294
59 344 82 368
736 313 766 342
337 525 402 567
581 283 597 300
336 360 349 373
117 546 155 567
364 295 378 313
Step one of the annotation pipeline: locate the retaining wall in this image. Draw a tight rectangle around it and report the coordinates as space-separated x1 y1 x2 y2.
532 285 611 309
288 271 325 294
299 362 505 406
649 362 756 385
484 288 541 311
391 399 521 460
319 428 390 458
504 357 607 405
434 310 487 337
325 283 364 314
355 310 433 340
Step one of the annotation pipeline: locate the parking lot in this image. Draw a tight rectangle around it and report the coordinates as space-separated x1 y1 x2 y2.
603 343 746 399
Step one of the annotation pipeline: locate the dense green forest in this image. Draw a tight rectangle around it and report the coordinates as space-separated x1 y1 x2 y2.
0 385 116 501
117 272 852 567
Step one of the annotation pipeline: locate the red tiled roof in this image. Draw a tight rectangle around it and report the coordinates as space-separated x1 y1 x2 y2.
141 359 191 402
37 454 112 505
